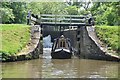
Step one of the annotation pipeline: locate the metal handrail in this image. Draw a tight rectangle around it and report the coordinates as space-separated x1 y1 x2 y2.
41 14 86 18
41 18 85 21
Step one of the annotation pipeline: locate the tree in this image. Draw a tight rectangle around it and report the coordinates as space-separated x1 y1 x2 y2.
1 2 28 24
28 2 68 15
10 2 28 23
1 2 14 23
90 2 120 26
65 6 78 15
0 7 14 24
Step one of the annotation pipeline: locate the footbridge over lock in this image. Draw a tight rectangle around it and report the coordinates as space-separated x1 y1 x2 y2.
27 13 120 62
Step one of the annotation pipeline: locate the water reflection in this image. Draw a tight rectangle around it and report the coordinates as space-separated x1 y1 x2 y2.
42 58 119 78
42 59 78 78
2 59 42 78
2 48 119 78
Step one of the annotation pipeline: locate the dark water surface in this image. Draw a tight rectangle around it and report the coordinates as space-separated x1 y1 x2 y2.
2 48 120 78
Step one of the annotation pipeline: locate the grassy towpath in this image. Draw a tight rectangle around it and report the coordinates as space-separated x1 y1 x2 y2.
0 24 30 57
95 25 120 55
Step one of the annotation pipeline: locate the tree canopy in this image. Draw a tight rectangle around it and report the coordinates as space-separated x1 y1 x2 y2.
90 2 120 26
1 2 119 26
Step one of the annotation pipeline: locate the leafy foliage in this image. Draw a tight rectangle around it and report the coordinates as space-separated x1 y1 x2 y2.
10 2 27 23
0 7 14 23
1 2 28 24
28 2 68 15
90 2 120 26
65 6 78 15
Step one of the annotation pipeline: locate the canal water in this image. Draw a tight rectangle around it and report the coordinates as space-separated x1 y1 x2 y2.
2 48 120 78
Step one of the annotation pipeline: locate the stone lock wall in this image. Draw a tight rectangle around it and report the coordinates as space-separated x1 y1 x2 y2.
77 26 120 61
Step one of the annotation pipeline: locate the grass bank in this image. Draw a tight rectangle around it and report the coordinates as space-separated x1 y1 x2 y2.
95 25 120 55
0 24 30 56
